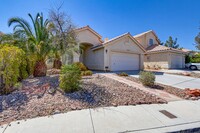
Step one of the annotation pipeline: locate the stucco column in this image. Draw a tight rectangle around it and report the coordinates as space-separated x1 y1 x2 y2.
182 54 186 68
140 54 144 70
75 42 81 62
167 52 171 69
104 48 109 71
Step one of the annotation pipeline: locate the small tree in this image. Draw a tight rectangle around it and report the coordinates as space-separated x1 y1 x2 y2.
49 5 78 68
195 33 200 50
164 36 179 49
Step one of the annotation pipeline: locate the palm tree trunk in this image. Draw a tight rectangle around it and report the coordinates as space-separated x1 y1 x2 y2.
33 60 47 77
53 59 62 69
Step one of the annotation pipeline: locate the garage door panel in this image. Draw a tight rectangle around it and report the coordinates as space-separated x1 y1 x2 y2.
171 55 183 68
111 52 139 71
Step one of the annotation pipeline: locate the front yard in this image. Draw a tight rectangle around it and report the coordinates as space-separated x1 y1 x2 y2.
123 75 200 100
0 74 165 125
124 76 187 99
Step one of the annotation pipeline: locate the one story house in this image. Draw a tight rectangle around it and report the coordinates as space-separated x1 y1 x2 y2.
61 25 186 71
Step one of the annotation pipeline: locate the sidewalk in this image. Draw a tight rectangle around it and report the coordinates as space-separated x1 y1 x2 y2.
1 100 200 133
101 73 182 102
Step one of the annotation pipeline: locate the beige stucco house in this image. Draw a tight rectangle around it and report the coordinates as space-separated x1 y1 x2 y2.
61 25 186 71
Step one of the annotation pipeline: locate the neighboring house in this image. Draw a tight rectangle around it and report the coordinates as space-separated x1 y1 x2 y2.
134 30 186 69
182 48 199 57
62 25 186 71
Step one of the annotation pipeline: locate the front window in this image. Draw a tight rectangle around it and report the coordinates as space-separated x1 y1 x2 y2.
149 39 154 46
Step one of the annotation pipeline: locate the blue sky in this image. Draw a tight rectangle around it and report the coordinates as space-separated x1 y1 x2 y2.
0 0 200 50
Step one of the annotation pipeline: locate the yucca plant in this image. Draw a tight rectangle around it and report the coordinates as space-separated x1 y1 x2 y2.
8 13 51 77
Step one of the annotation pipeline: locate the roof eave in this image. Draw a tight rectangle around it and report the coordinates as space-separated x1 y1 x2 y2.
146 49 187 54
91 45 104 51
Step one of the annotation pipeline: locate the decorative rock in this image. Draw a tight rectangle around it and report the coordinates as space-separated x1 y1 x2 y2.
0 74 166 126
48 87 56 94
112 103 118 107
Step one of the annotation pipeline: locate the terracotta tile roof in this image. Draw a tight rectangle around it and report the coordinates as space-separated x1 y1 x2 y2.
146 44 186 53
133 30 153 38
181 48 192 52
74 25 102 39
133 30 161 44
102 32 146 52
91 33 130 50
103 32 130 44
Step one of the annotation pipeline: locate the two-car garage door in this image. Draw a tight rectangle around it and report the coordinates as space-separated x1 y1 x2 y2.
110 52 140 71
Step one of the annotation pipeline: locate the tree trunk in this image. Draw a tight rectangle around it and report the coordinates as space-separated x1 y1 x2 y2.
33 60 47 77
53 59 62 69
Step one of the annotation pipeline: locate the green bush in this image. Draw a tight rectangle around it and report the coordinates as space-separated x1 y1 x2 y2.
117 72 128 76
185 55 191 63
59 64 81 93
139 71 155 86
81 70 93 76
26 54 37 75
73 62 87 71
0 45 27 94
190 53 200 63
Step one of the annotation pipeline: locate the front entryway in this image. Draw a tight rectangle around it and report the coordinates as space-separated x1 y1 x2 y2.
110 52 139 71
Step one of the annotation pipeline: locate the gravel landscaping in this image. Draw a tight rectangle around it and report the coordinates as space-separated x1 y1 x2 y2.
0 74 165 125
123 76 191 99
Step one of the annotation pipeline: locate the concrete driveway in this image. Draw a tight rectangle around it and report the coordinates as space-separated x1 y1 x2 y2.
125 71 200 89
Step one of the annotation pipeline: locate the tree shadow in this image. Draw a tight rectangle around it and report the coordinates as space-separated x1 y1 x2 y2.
64 82 112 107
0 91 28 113
22 75 59 88
151 84 165 90
0 75 60 113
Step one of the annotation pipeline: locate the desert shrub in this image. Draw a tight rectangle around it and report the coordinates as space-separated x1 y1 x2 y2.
59 64 81 93
0 45 27 94
117 72 128 76
14 82 22 90
73 62 87 71
26 54 37 75
139 71 155 86
19 56 29 80
81 70 93 76
191 54 200 63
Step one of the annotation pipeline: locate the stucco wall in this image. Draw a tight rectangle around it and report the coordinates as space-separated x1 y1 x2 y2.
144 52 170 69
76 30 102 46
105 36 145 70
83 46 104 70
144 52 186 69
135 32 159 49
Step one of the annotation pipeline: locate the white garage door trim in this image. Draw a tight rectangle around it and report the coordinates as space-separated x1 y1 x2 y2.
110 52 140 71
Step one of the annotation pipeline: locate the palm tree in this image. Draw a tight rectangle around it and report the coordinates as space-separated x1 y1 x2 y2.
8 13 51 77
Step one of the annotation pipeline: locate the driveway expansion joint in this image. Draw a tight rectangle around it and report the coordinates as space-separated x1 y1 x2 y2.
89 109 96 133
